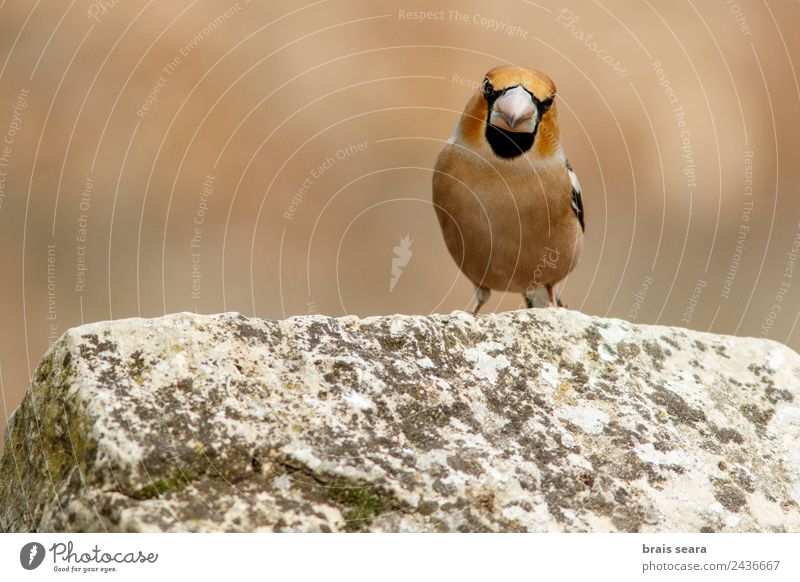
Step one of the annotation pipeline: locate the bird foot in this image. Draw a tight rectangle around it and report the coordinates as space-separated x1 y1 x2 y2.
472 286 491 315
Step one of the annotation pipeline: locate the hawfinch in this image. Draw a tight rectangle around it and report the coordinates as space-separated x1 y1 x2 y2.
433 66 584 313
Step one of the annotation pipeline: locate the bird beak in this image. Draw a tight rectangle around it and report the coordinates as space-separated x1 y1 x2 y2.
490 86 535 133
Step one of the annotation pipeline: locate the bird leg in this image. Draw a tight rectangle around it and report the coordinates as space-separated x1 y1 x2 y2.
472 286 491 315
546 284 557 308
551 286 568 308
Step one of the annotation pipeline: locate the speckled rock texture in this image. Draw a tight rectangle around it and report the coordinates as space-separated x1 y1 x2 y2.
1 310 799 532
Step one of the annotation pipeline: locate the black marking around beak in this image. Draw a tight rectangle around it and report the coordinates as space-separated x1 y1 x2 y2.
483 84 555 159
485 123 535 159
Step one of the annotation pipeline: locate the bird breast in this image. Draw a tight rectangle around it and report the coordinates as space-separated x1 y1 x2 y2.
432 144 582 292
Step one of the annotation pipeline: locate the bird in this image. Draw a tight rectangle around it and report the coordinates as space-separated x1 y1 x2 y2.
432 65 584 314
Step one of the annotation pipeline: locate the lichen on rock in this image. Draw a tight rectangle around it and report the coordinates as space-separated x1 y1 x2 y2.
1 309 799 532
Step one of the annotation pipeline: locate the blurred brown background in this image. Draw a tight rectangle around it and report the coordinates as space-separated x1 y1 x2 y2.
2 0 799 445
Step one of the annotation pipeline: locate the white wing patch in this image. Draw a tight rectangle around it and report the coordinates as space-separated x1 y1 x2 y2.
567 165 581 194
566 161 585 231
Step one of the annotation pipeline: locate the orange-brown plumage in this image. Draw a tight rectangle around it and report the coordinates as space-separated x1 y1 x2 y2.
433 66 584 313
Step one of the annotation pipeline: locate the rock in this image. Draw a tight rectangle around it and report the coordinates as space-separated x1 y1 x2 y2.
1 309 799 532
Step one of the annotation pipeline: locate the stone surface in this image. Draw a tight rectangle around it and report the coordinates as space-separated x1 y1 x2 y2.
1 309 799 532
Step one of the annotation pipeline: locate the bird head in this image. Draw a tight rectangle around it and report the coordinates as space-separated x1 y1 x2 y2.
462 66 558 160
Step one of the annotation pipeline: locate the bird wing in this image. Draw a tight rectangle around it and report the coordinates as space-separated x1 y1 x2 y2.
565 160 584 232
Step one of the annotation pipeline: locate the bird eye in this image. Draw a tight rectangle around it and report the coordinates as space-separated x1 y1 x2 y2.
482 78 494 99
539 94 555 113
